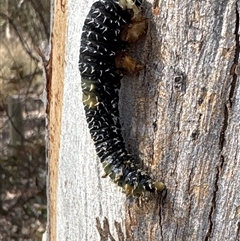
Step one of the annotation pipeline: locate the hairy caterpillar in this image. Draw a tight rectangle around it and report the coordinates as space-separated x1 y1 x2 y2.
79 0 165 196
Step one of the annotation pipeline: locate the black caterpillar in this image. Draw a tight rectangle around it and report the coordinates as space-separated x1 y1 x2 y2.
79 0 165 196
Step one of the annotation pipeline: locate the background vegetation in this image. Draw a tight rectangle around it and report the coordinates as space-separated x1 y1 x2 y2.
0 0 50 240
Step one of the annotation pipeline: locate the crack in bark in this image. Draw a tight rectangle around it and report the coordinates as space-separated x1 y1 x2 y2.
96 218 126 241
205 3 240 240
236 221 240 240
229 2 240 108
158 193 165 241
114 221 125 241
233 7 240 238
159 210 164 241
96 217 116 241
204 165 220 241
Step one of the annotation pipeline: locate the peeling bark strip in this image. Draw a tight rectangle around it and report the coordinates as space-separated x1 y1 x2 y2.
48 0 68 240
79 0 165 197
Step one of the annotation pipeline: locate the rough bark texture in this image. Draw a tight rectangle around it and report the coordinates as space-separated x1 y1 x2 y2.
48 0 240 240
120 0 240 240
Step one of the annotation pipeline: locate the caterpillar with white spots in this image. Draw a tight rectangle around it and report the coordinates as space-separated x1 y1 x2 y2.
79 0 165 197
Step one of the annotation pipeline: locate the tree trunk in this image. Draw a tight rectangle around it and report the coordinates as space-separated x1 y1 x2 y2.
47 0 240 240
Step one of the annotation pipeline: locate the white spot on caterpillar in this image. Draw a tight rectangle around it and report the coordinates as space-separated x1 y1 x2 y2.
91 66 95 74
90 84 94 91
83 95 91 102
100 26 108 33
115 29 120 36
82 67 88 74
93 11 101 18
103 16 107 23
109 51 115 56
81 47 88 53
87 19 95 24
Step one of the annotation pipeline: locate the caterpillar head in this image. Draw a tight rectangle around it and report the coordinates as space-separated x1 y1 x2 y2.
118 0 143 8
118 0 143 19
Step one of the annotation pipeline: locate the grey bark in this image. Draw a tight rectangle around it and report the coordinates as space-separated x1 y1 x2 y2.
49 0 240 240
